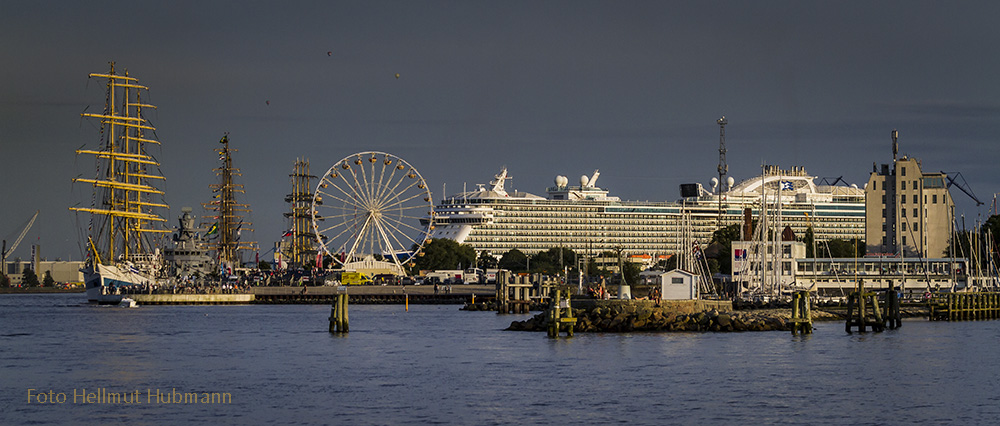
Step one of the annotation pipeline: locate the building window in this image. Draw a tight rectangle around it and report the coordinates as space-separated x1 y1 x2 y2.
913 180 918 189
913 194 918 204
671 277 684 284
902 208 906 217
902 196 906 204
901 181 906 190
933 194 938 203
914 223 918 232
914 208 918 217
902 222 907 232
902 167 906 176
902 236 907 245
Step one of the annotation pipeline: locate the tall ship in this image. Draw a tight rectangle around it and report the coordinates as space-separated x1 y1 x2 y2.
71 63 169 303
427 166 865 259
202 134 256 276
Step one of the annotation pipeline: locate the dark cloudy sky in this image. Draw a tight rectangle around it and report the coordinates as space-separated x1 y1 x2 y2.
2 1 999 261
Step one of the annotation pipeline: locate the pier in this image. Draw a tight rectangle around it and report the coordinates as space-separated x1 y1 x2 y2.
929 292 1000 321
253 285 494 305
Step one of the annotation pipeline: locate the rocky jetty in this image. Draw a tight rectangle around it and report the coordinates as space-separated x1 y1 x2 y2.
507 305 813 333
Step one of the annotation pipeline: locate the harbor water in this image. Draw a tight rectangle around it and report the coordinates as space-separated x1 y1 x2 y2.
2 293 999 425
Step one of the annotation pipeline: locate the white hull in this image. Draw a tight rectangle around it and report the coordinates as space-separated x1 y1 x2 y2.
84 263 158 304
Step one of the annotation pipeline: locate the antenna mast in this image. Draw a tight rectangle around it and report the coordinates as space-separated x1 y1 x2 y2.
717 116 728 228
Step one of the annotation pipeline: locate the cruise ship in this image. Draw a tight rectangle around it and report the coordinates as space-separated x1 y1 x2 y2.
426 166 865 258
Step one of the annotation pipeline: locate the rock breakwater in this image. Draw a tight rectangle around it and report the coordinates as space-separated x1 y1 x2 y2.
507 305 822 332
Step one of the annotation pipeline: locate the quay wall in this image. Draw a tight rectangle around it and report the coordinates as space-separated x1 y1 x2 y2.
131 294 254 305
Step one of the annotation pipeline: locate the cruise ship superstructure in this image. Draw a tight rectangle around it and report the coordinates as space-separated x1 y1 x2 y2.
427 166 865 258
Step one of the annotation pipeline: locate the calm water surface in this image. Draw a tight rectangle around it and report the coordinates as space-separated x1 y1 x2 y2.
2 293 999 425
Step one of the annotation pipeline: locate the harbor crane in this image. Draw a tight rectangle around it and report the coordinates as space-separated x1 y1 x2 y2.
941 171 984 206
2 210 39 272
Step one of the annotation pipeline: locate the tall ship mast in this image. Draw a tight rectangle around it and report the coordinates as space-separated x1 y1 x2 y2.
70 62 170 303
203 134 256 274
282 158 319 269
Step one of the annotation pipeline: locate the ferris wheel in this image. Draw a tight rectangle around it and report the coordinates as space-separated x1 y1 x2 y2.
311 151 433 272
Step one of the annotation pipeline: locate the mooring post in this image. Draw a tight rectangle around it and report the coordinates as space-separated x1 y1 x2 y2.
845 292 856 333
564 289 575 337
496 270 510 314
885 284 901 329
329 290 350 333
551 290 560 337
791 290 812 335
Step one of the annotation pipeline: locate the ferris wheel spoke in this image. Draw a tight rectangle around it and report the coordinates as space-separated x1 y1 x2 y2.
356 156 374 208
316 211 364 235
374 167 412 205
317 187 367 211
314 209 364 222
374 159 403 204
371 219 404 268
333 161 367 210
381 213 430 239
317 219 365 249
345 214 374 260
378 170 421 209
379 216 424 249
341 163 373 209
374 156 389 206
377 190 429 212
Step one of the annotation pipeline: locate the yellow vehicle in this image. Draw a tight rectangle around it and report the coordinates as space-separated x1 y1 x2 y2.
341 272 372 286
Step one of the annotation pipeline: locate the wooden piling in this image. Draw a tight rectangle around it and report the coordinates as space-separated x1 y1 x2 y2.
546 287 577 338
845 279 886 333
790 290 812 335
884 285 901 329
329 293 349 333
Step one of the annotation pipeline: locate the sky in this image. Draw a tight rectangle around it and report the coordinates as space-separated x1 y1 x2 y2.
2 1 1000 262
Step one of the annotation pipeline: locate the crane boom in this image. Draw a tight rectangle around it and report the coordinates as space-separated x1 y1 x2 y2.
3 210 39 258
941 171 984 206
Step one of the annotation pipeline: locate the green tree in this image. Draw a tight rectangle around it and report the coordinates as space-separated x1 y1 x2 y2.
498 249 528 272
529 247 576 274
653 254 677 271
1 274 10 288
477 251 499 269
621 260 641 286
803 226 815 258
706 258 720 274
709 224 741 275
22 269 39 287
818 238 865 258
42 271 55 287
412 238 475 271
258 261 272 271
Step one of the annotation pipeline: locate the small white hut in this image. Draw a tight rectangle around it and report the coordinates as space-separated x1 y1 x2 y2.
640 269 700 300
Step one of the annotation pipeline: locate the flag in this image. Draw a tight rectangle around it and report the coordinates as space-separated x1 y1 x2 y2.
282 229 294 237
206 222 219 236
734 249 747 260
781 181 793 191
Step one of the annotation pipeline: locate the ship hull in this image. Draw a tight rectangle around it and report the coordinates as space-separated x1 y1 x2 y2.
84 263 157 304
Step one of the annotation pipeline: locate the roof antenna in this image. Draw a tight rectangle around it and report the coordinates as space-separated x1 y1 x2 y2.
891 129 898 163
